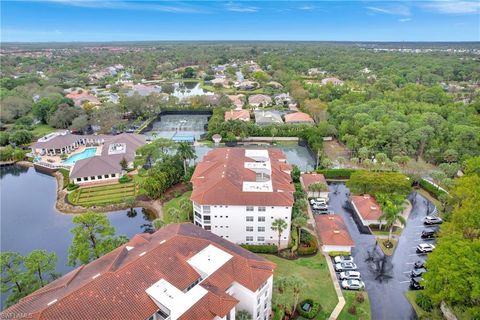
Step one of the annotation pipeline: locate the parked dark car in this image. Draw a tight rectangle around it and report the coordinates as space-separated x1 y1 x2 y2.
414 260 426 269
410 277 424 290
411 268 427 278
421 228 437 239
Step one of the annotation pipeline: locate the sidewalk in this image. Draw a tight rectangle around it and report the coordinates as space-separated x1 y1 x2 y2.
324 252 346 320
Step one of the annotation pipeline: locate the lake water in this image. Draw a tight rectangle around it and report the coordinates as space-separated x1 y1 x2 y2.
143 114 210 140
0 165 156 307
194 144 316 171
172 82 214 100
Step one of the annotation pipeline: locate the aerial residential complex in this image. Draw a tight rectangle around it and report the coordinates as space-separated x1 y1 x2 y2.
190 148 295 247
31 131 146 185
1 224 275 320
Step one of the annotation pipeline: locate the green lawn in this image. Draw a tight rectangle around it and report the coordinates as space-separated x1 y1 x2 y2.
162 191 192 223
31 124 56 137
261 253 338 320
338 291 371 320
69 182 138 207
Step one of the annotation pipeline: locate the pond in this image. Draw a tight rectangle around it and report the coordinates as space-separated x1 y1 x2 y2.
0 165 156 306
194 143 316 171
171 82 214 100
143 114 210 141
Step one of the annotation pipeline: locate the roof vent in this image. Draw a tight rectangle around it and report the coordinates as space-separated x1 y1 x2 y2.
333 230 340 234
363 195 370 199
126 246 134 251
371 206 377 210
92 273 101 279
160 240 166 244
139 251 146 257
328 216 335 220
47 299 58 306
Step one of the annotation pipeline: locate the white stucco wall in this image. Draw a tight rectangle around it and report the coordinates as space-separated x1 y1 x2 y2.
193 203 292 248
228 275 273 320
322 245 353 253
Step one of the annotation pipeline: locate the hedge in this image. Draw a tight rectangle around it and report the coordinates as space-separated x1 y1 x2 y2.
119 175 133 184
297 239 318 256
317 168 357 179
419 179 447 199
66 183 79 191
297 299 321 319
328 251 351 257
240 244 278 254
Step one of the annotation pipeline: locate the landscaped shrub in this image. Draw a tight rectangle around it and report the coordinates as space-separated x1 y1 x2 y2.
355 292 365 303
297 299 321 319
240 244 278 254
278 248 297 260
419 179 447 199
297 238 318 256
317 168 356 179
119 175 133 183
415 292 434 312
348 305 357 315
328 251 351 257
66 183 79 191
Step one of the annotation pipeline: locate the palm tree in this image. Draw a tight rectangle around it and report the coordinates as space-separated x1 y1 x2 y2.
177 142 196 176
179 198 192 221
236 310 252 320
167 207 181 223
271 218 288 250
288 274 306 316
379 202 406 245
291 215 308 251
152 218 164 230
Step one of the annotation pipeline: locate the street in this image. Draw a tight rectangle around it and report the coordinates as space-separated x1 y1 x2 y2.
327 182 437 320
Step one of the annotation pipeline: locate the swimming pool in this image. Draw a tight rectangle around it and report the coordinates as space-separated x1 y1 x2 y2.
62 148 97 165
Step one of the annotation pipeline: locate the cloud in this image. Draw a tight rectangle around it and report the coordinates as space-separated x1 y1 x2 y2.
38 0 205 13
421 1 480 14
299 6 315 11
399 18 412 22
224 2 257 13
367 5 411 16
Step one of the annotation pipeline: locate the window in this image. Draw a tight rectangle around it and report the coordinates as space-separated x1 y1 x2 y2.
258 226 265 232
264 302 268 309
246 206 254 212
203 206 210 213
257 236 265 242
257 297 261 305
97 175 102 179
258 216 266 222
246 226 254 232
76 178 81 182
204 215 211 222
265 291 268 297
111 174 116 177
258 206 266 212
204 226 211 231
246 216 254 222
83 177 88 181
246 236 253 242
104 174 109 178
90 176 96 180
194 212 201 219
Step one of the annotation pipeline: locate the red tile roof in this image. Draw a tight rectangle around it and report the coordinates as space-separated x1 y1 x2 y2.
351 195 383 221
1 224 275 320
315 215 354 247
190 148 295 206
300 173 327 190
224 110 250 121
284 112 314 124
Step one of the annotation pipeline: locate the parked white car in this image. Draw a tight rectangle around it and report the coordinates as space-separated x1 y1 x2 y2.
339 271 361 280
341 279 365 290
416 243 436 253
334 255 354 264
335 262 358 272
310 198 327 205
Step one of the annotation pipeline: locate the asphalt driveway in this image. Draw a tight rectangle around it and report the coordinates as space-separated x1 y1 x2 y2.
327 182 437 320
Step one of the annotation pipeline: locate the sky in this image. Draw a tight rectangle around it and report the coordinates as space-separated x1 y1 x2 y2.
1 0 479 42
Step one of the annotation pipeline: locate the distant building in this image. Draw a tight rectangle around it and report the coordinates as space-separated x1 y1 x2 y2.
1 224 276 320
227 94 245 109
248 94 272 108
284 112 314 125
224 109 250 122
315 215 354 253
190 148 295 247
300 173 328 200
350 194 383 227
254 110 283 125
66 89 100 107
273 93 294 106
307 68 327 76
321 77 344 86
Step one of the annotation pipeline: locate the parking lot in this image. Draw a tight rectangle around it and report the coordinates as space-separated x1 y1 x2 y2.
327 182 438 320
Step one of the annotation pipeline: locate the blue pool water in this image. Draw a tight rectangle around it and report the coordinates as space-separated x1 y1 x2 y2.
62 147 97 164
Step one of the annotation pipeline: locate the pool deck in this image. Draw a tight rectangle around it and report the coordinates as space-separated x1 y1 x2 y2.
36 145 103 167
